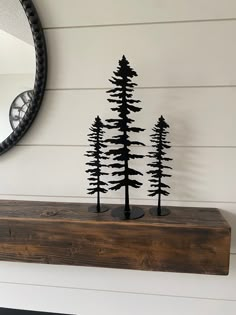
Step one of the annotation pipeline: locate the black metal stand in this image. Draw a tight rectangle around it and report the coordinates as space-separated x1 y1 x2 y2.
88 204 109 213
149 207 171 217
111 206 144 220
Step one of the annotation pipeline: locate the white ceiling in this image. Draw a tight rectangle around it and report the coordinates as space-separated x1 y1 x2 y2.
0 0 34 45
0 30 35 74
0 0 35 74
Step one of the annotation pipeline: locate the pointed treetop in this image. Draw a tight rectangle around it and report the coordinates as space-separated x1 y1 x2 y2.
95 115 101 122
115 55 138 78
120 55 129 65
158 115 170 128
93 115 104 128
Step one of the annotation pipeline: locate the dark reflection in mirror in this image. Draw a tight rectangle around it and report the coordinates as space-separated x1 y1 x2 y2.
9 89 33 130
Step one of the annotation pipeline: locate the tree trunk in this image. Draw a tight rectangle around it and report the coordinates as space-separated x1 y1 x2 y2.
157 125 163 216
124 159 130 218
96 127 100 213
157 182 161 216
97 188 100 213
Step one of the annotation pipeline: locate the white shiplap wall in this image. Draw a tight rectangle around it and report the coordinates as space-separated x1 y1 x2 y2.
0 0 236 314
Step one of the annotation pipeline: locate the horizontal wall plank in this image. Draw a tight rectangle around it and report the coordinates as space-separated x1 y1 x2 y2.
22 88 236 147
45 21 236 89
33 0 236 28
0 281 235 315
0 255 235 301
1 146 235 204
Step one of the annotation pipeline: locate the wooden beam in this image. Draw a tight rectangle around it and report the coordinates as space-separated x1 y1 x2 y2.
0 200 231 275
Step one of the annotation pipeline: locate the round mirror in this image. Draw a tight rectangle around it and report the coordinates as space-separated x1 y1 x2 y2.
0 0 47 154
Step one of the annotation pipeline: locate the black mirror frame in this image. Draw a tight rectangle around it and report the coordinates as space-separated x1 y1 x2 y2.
0 0 47 155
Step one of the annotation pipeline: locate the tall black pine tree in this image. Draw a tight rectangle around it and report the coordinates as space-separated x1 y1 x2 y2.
106 55 145 220
85 116 109 213
147 115 172 216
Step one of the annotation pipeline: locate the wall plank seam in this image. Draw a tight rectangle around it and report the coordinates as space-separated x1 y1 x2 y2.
43 17 236 30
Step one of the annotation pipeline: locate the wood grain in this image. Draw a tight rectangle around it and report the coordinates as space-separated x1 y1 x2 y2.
0 200 230 275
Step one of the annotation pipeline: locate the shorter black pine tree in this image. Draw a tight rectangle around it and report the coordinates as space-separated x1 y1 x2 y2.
85 116 109 213
147 115 172 216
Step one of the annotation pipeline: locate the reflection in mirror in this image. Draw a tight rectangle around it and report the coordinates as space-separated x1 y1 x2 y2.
0 0 36 142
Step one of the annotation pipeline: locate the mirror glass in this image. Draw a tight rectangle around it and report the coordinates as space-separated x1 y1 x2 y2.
0 0 35 142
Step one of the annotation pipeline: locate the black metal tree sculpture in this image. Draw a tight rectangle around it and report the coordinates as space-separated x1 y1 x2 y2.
106 55 145 220
85 116 109 213
147 115 172 216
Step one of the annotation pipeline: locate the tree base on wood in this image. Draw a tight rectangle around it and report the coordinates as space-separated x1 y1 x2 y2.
150 207 171 217
111 206 145 220
88 204 109 213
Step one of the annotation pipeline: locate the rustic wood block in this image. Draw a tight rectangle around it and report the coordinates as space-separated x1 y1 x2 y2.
0 200 231 275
